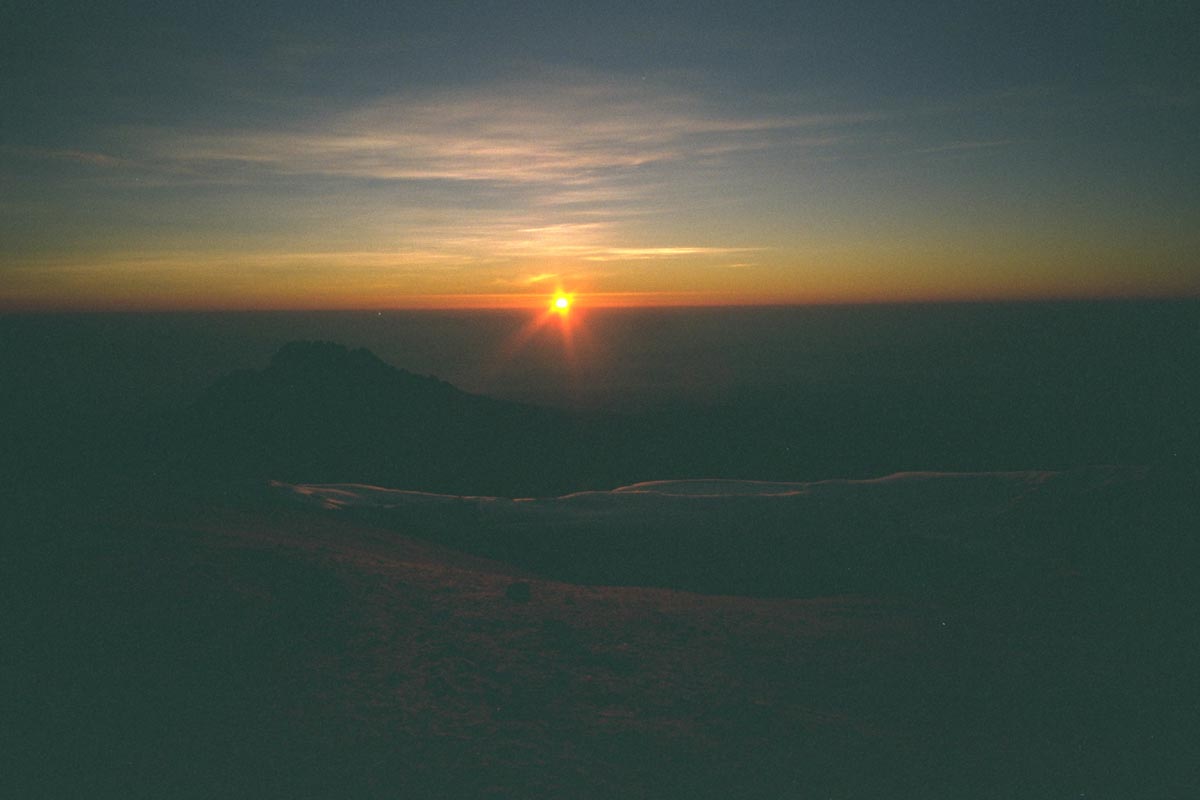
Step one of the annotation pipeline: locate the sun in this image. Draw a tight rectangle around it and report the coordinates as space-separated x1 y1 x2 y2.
495 289 585 370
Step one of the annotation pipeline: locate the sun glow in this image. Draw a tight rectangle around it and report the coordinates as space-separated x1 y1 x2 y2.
490 289 589 388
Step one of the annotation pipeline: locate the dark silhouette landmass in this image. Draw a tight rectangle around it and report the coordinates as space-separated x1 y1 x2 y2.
165 338 1196 497
5 334 1199 798
170 340 586 495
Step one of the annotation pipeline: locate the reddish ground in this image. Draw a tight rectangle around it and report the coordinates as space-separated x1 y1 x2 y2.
10 497 1197 798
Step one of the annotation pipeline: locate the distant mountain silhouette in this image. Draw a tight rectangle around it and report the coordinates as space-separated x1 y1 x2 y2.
171 341 624 496
164 341 875 497
163 338 1199 499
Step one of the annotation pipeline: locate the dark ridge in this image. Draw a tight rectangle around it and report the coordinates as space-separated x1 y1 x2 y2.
269 340 397 377
167 340 615 497
155 336 1200 503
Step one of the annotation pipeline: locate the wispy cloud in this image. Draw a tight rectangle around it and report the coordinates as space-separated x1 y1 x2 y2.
914 139 1014 155
29 77 868 288
393 217 765 264
490 271 563 288
517 272 558 285
8 146 133 168
148 78 875 193
584 246 762 262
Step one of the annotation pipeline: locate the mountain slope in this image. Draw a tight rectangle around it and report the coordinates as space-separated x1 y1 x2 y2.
171 341 604 496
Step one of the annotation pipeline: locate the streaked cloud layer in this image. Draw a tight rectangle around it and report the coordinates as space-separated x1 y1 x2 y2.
157 81 858 183
2 2 1197 308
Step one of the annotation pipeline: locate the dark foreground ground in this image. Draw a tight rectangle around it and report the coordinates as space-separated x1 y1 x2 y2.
3 310 1198 798
7 474 1199 799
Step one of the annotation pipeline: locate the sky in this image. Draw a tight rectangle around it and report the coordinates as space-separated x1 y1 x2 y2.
2 0 1198 310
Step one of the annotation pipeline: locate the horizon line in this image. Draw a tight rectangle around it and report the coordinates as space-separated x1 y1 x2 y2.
3 287 1199 314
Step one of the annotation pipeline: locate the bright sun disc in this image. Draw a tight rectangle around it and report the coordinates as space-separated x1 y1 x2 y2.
553 295 570 311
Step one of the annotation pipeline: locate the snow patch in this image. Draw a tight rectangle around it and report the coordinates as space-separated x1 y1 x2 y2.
271 466 1147 546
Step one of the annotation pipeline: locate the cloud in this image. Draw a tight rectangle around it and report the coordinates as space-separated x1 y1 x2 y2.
517 272 558 285
489 271 562 288
391 217 766 264
26 76 872 293
583 246 762 262
7 146 132 168
914 139 1014 155
148 78 874 193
